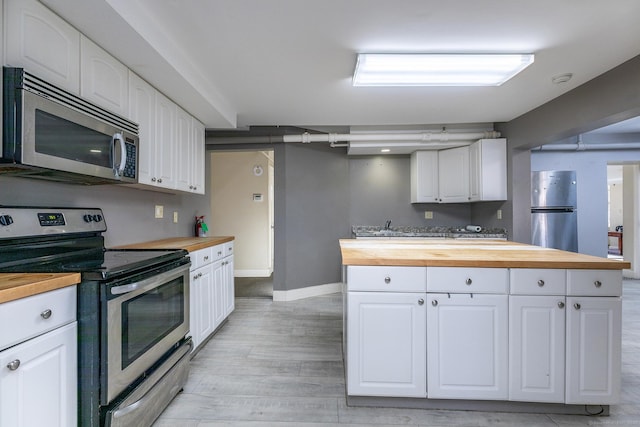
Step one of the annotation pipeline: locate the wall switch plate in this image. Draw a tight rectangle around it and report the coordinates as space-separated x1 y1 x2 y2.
425 211 434 219
173 211 179 223
496 209 502 220
155 205 164 218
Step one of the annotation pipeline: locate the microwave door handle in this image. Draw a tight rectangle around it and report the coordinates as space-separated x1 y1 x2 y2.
112 132 126 178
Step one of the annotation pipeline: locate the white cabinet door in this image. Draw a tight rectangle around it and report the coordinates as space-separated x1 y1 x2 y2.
175 106 193 192
410 151 439 203
438 146 470 203
566 297 621 404
223 255 235 318
80 35 128 116
128 72 156 187
191 118 206 194
509 295 565 403
190 264 214 350
155 92 177 189
4 0 80 93
212 260 226 329
347 292 427 397
427 293 508 400
469 139 507 202
0 322 77 427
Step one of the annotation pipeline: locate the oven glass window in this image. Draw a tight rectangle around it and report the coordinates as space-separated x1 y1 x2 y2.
121 277 185 368
35 109 112 167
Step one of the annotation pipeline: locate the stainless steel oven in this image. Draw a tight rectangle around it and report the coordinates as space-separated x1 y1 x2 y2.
0 207 192 427
105 262 190 403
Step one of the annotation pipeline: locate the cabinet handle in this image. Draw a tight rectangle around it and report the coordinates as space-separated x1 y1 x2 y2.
574 303 581 310
537 279 545 287
40 309 52 319
218 251 223 256
384 276 391 284
6 360 20 371
157 178 163 183
151 177 157 182
594 280 602 288
558 301 565 309
418 298 424 305
465 278 472 285
431 299 438 306
204 256 209 261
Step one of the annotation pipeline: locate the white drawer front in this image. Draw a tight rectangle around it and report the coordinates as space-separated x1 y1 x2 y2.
0 286 76 351
211 244 225 262
427 267 508 293
348 266 427 292
567 269 622 296
191 247 215 269
510 269 566 295
223 241 234 258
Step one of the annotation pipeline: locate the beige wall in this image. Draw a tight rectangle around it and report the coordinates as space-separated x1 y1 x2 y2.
210 151 273 276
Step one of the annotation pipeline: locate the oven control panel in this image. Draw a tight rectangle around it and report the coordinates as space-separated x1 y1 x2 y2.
0 207 107 238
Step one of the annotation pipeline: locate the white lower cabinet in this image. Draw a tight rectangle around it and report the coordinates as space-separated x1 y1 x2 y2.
565 296 621 404
508 295 566 403
347 291 427 397
189 243 235 352
0 321 77 427
427 293 508 400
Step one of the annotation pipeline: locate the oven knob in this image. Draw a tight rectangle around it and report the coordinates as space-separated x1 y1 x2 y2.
0 215 13 226
92 214 102 222
83 214 94 223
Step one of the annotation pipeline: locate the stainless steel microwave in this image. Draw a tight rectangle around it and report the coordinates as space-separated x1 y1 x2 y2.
2 67 139 184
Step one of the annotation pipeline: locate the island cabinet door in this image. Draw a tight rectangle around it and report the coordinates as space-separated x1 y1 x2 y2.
508 295 566 403
565 297 621 404
347 292 427 397
427 293 508 400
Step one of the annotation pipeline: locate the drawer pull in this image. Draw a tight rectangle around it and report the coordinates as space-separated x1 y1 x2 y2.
6 360 20 371
465 278 472 285
418 298 424 305
218 251 223 256
431 299 438 306
537 280 545 287
594 280 602 288
204 256 209 261
384 276 391 284
558 301 565 309
574 303 581 310
40 309 52 320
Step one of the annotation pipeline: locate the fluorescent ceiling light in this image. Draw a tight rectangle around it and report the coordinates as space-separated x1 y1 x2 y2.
352 53 534 87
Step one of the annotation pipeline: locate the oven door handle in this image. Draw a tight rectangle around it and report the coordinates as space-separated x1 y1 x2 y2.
109 263 191 296
111 282 141 295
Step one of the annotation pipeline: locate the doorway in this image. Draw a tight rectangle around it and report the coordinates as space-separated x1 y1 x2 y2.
607 165 623 259
210 150 275 298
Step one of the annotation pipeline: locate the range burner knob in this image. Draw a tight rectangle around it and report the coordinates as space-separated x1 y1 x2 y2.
0 215 13 226
83 214 94 223
93 214 103 223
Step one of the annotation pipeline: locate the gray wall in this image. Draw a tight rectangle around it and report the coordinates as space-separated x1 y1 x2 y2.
0 157 212 247
531 149 640 257
497 54 640 244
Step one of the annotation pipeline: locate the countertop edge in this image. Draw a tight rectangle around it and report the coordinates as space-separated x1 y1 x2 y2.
0 273 81 304
114 236 235 252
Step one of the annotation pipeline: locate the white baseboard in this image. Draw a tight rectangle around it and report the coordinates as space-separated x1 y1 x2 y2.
234 269 272 278
273 282 344 302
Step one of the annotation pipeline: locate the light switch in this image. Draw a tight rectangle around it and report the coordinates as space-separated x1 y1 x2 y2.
155 205 164 218
173 211 179 223
425 211 433 219
496 209 502 220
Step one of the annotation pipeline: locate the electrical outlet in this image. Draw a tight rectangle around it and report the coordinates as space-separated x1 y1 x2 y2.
496 209 502 220
155 205 164 219
425 211 434 219
173 211 179 223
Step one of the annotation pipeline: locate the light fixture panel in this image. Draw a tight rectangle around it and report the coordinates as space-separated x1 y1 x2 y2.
353 53 534 87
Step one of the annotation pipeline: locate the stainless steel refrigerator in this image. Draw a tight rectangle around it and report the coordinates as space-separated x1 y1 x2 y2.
531 170 578 252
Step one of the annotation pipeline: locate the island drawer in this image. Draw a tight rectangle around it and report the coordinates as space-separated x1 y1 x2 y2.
190 246 214 269
510 268 566 295
427 267 508 293
223 241 234 258
347 266 427 292
0 286 76 351
567 269 622 296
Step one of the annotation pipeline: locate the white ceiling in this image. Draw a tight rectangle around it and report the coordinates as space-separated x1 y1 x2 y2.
42 0 640 133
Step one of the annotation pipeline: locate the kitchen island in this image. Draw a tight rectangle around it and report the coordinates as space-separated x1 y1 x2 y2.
339 238 630 415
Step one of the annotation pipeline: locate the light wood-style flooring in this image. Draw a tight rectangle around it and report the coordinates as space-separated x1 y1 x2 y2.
154 280 640 426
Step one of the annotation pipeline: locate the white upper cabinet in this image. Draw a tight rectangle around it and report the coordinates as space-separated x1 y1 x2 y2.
154 91 177 189
469 138 507 201
4 0 80 93
191 118 206 194
80 35 128 116
175 106 193 193
128 71 156 187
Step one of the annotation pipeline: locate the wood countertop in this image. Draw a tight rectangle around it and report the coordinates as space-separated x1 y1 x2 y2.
0 273 80 304
340 238 631 269
115 236 234 253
